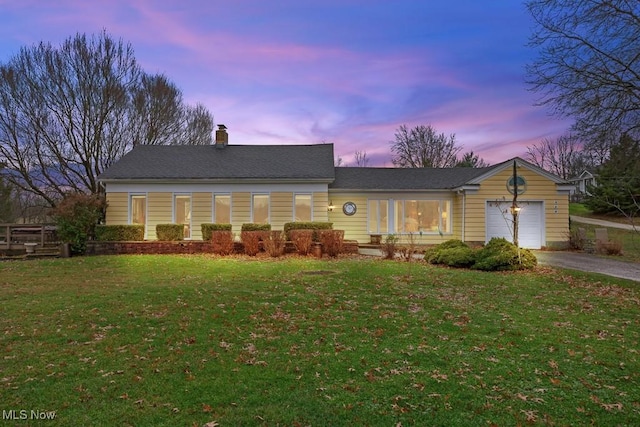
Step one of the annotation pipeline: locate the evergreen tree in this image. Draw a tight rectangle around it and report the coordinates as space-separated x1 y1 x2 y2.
585 134 640 217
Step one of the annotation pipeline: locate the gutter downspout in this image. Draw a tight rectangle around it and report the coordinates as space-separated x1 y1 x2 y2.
461 190 466 242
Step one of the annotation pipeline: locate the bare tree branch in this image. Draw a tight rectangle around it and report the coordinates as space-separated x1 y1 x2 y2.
391 124 461 168
527 0 640 139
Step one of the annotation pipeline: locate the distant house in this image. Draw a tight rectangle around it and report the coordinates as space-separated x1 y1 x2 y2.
99 126 573 249
568 170 597 201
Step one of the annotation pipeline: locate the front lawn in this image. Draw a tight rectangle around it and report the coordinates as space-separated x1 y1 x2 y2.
1 255 638 426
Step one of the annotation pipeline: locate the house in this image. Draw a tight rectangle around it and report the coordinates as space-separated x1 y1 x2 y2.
568 170 597 201
99 126 573 249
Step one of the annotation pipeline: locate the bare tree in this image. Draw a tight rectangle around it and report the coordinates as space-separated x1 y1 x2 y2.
526 0 640 139
353 150 370 167
0 31 213 207
526 134 589 179
391 124 461 168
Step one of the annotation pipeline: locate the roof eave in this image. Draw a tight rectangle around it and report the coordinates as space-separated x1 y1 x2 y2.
100 177 334 185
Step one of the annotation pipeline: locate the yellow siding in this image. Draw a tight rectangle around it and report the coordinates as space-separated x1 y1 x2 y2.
327 194 369 243
106 193 128 225
271 192 293 230
147 192 172 240
464 167 569 246
328 193 460 245
313 191 329 222
192 192 212 240
231 192 251 231
452 194 463 241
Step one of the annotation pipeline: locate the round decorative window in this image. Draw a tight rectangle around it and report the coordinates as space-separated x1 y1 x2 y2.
342 201 357 216
507 176 526 195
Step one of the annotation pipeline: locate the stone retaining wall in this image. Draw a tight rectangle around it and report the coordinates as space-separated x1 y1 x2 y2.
86 240 359 256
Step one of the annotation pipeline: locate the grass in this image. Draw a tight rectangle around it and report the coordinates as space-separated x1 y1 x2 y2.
569 202 594 217
569 203 640 262
1 255 639 426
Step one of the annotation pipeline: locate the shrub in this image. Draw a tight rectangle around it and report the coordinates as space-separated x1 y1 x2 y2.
202 223 232 241
263 231 286 258
319 229 344 257
95 225 144 241
432 246 476 268
156 224 184 241
398 233 419 262
425 239 470 263
212 230 235 255
381 234 399 259
290 229 314 255
53 193 106 255
473 238 537 271
241 231 265 256
567 227 587 251
596 239 623 255
241 223 271 232
284 222 333 241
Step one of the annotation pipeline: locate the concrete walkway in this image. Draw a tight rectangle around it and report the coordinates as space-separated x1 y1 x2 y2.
571 215 638 231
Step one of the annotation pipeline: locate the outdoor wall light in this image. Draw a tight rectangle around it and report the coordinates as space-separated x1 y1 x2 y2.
328 201 335 212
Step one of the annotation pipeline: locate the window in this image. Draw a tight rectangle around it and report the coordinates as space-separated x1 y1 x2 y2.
394 200 451 233
214 194 231 224
252 194 269 224
130 195 146 226
368 200 388 233
175 195 191 239
294 194 312 222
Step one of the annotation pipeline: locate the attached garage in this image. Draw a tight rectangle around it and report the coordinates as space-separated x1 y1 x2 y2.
485 201 544 249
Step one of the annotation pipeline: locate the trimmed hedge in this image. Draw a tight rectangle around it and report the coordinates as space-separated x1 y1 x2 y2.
319 229 344 257
156 224 184 241
201 223 232 241
95 225 144 241
241 223 271 231
283 222 333 240
211 230 235 255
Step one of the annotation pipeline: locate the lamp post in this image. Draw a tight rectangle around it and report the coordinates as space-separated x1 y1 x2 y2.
511 203 520 247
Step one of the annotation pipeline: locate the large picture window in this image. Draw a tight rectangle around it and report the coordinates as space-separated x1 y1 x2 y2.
214 194 231 224
294 194 312 222
252 194 270 224
395 200 450 233
175 195 191 239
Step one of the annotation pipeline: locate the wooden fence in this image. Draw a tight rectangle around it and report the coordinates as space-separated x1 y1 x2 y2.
0 224 59 250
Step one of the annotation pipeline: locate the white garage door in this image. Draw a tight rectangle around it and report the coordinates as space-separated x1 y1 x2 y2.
485 201 544 249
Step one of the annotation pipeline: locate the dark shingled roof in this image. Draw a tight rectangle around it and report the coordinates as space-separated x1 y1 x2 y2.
99 144 336 181
330 167 493 190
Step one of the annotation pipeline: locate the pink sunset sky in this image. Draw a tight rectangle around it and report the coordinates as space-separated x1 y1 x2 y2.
0 0 572 166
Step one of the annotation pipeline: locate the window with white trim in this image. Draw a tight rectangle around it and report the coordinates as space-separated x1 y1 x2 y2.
130 194 146 226
394 199 450 233
368 200 388 233
252 194 270 224
174 194 192 239
214 194 231 224
294 194 312 222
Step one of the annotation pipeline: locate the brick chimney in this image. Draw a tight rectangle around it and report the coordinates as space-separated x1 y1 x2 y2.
215 124 228 148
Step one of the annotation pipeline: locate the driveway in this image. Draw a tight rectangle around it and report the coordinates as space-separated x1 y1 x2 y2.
533 251 640 282
358 247 639 283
